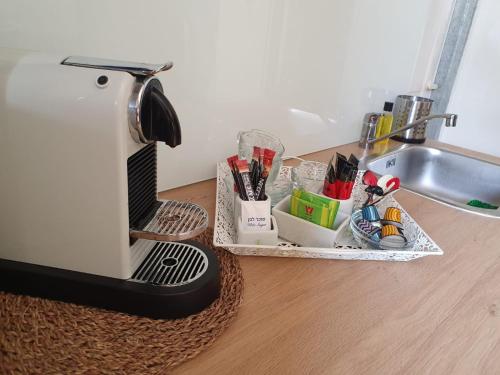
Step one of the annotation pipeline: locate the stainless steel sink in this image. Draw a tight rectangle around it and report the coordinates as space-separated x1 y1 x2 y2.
359 145 500 218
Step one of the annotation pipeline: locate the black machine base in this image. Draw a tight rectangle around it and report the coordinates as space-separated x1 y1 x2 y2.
0 240 220 319
390 135 426 144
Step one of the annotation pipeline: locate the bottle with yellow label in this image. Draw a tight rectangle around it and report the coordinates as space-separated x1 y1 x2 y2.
375 102 394 149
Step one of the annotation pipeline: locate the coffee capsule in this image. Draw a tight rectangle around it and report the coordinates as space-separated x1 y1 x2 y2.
381 207 403 228
361 205 380 222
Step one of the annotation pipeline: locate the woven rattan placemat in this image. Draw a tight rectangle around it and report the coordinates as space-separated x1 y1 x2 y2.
0 229 243 374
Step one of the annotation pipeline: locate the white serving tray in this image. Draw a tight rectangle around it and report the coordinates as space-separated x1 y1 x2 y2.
213 163 443 261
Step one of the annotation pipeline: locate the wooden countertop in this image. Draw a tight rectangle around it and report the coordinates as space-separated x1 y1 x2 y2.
160 140 500 375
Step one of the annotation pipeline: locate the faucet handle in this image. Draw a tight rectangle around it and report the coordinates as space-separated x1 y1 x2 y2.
359 112 381 149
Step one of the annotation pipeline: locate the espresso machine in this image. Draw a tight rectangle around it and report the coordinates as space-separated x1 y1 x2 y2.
0 49 220 319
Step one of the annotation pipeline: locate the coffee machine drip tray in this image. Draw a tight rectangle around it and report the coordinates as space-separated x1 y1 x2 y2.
130 199 208 242
131 241 209 287
0 239 220 319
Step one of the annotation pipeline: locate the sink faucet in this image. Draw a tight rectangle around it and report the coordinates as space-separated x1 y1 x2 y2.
359 113 458 149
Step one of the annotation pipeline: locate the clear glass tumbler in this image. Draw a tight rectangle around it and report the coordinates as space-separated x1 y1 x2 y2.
291 161 328 194
237 129 285 186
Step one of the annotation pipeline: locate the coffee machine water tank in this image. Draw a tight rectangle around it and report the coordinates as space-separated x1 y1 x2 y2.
0 49 219 319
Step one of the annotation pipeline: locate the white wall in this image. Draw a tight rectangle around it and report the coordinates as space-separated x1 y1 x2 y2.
0 0 453 189
440 0 500 157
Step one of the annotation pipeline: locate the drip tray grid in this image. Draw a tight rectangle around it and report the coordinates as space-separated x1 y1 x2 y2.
131 241 209 286
130 200 208 242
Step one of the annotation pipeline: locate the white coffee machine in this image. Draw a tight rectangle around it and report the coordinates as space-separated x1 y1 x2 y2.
0 49 219 318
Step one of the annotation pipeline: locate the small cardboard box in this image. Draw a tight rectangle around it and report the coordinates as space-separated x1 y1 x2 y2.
237 215 279 245
234 194 271 231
